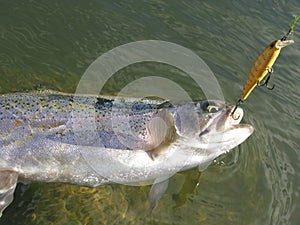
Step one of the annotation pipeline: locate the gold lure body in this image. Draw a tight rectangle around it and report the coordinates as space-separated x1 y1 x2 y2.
231 14 299 117
241 39 294 101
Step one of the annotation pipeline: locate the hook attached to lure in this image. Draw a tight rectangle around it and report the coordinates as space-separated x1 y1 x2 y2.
231 14 300 118
257 67 275 90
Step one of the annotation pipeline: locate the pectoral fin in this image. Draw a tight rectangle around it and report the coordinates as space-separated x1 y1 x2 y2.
149 177 169 213
146 110 176 159
0 171 18 217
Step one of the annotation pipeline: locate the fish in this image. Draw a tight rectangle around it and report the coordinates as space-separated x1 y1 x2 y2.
0 90 253 216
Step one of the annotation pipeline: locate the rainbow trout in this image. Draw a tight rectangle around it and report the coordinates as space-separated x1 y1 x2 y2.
0 90 253 215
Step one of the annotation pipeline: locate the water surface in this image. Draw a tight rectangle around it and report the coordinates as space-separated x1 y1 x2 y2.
1 1 300 224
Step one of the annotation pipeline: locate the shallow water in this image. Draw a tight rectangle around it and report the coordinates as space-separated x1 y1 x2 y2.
1 0 300 224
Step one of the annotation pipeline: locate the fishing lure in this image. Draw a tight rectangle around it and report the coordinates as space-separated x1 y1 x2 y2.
231 14 300 116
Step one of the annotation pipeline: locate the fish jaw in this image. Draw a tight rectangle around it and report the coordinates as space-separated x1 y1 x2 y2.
195 104 253 155
198 123 253 153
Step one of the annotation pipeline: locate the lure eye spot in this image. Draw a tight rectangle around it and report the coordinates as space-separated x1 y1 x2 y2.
269 41 276 48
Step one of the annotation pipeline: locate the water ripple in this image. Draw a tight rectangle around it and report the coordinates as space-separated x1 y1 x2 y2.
1 0 300 224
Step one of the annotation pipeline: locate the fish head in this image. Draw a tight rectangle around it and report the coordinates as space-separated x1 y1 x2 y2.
198 100 246 135
174 100 253 154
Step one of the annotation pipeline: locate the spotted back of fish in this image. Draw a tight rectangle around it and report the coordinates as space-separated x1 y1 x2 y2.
0 91 173 151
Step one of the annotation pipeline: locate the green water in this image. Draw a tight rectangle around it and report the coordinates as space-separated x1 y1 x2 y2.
1 0 300 224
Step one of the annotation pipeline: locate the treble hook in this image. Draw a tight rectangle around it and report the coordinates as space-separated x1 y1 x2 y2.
257 68 275 90
231 98 243 120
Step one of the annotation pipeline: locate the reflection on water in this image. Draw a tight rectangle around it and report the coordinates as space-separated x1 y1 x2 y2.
1 0 300 224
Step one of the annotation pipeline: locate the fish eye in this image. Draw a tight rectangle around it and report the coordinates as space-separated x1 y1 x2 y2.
198 100 222 113
206 105 219 113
